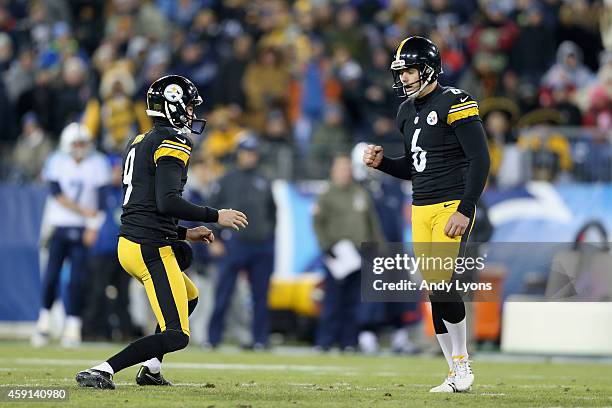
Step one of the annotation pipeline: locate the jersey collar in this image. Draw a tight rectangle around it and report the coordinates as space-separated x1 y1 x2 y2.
414 84 442 110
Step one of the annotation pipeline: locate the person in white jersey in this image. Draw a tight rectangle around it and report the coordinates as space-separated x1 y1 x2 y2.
31 123 110 348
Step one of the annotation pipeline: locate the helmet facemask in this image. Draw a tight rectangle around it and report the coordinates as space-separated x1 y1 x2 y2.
391 60 436 100
164 96 207 135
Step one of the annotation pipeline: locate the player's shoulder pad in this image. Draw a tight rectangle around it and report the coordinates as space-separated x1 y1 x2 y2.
440 87 480 126
153 129 193 166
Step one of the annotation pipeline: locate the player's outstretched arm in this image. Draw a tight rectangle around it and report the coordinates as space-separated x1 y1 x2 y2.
444 121 489 238
363 144 412 180
454 120 490 219
155 157 219 222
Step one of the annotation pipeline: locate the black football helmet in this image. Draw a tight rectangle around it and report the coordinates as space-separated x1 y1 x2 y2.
146 75 206 134
390 36 442 99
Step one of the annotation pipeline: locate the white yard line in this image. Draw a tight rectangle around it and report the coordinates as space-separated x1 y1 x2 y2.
1 358 350 373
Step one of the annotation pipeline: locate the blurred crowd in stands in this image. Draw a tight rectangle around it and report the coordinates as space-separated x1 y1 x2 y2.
0 0 609 184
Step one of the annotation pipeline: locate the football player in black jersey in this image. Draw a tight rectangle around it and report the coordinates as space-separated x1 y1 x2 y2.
76 75 248 389
363 36 490 392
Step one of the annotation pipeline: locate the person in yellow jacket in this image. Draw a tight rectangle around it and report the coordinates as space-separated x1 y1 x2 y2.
83 64 150 152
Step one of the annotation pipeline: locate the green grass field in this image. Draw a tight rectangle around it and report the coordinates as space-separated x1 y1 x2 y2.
0 341 611 407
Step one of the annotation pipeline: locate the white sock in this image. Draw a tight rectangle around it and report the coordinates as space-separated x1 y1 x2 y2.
63 316 82 339
142 357 161 374
64 315 82 332
36 309 51 333
92 362 114 375
435 333 454 370
442 317 468 359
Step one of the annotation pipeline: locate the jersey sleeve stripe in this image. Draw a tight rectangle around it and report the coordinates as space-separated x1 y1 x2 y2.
161 139 192 151
154 147 190 166
449 101 478 110
448 102 479 113
447 107 480 125
158 143 191 155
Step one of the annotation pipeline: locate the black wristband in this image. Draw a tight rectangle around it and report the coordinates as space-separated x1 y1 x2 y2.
177 226 187 240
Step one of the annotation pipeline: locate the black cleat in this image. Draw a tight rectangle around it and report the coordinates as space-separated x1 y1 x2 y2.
136 366 173 386
76 369 115 390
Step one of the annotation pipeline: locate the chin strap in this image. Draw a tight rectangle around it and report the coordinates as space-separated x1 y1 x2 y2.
406 65 435 100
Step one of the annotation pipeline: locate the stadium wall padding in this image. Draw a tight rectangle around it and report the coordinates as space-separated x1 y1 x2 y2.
0 184 47 321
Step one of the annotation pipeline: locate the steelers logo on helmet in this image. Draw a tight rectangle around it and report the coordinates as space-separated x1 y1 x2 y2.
163 84 184 103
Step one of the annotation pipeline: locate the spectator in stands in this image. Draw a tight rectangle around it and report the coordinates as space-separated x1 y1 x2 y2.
289 36 341 155
510 3 556 86
583 81 612 130
480 98 525 187
310 104 350 177
243 45 290 133
0 32 14 73
336 46 368 136
482 101 516 186
542 41 595 93
464 2 519 93
325 4 369 65
557 0 604 71
4 47 36 112
211 34 253 109
208 135 276 350
52 57 92 136
10 112 53 182
82 63 150 153
69 1 105 55
518 121 572 182
0 68 15 145
429 29 466 87
548 84 583 126
202 106 245 162
157 0 207 28
313 154 384 352
363 47 396 133
171 38 218 100
105 0 169 44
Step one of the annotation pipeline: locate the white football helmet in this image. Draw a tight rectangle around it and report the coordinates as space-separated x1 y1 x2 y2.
60 122 92 161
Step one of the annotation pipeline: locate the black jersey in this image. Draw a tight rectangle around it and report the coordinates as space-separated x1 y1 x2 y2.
396 85 482 205
119 124 193 245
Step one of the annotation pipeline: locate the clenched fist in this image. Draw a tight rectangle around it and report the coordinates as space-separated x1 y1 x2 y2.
444 212 470 238
187 226 215 244
218 209 248 230
363 144 383 168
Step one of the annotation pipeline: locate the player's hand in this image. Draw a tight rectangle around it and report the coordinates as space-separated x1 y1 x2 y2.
218 209 248 230
363 144 383 168
209 240 226 257
186 226 215 244
444 212 470 238
83 229 98 247
80 207 98 218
